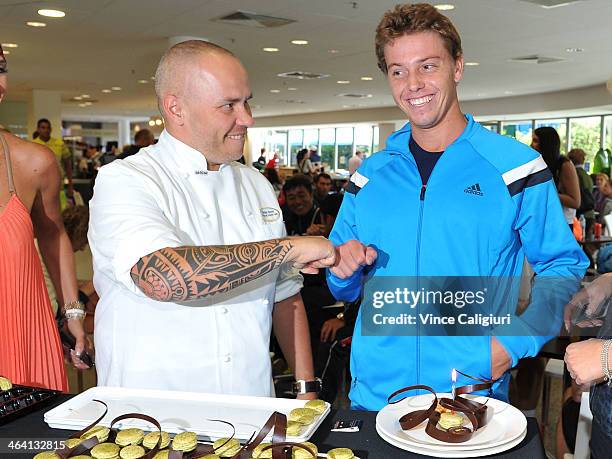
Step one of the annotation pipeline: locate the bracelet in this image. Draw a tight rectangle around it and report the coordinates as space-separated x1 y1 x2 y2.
602 339 612 387
64 308 86 321
63 300 85 312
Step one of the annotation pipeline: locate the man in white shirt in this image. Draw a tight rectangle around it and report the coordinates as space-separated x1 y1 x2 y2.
348 150 364 175
89 40 335 397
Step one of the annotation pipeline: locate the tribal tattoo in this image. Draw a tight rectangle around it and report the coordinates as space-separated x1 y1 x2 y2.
130 239 293 302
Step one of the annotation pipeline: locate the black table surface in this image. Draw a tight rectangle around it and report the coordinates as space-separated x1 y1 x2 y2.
0 395 545 459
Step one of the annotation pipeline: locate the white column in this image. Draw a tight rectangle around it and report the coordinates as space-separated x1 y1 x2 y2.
118 118 131 148
28 89 62 137
377 123 397 151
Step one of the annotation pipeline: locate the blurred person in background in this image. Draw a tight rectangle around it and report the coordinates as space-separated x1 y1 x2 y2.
568 148 595 231
33 118 74 210
532 126 581 229
313 173 333 206
117 129 155 160
0 44 89 392
593 173 612 224
348 150 364 176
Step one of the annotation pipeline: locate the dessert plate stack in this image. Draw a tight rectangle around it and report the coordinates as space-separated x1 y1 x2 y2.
375 393 527 458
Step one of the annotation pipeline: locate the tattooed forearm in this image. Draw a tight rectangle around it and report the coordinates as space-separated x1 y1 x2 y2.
130 239 293 302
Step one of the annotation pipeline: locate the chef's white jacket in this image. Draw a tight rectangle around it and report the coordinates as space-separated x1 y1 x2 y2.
88 130 302 395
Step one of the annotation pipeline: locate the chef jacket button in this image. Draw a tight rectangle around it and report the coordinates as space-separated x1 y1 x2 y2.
263 299 269 305
220 307 228 314
223 354 232 363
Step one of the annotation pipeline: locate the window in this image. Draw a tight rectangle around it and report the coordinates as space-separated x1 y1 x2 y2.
269 131 287 166
319 128 335 170
535 119 567 154
288 130 303 166
569 117 601 165
303 129 318 152
336 127 354 170
501 120 532 145
481 123 499 133
604 116 612 152
355 125 374 158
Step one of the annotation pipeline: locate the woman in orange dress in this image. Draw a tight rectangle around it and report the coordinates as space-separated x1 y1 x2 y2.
0 45 89 391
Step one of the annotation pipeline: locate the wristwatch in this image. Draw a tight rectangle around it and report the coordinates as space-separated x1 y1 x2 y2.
336 312 345 320
292 378 323 395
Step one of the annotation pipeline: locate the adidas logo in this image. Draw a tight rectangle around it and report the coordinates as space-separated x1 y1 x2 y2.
464 183 483 196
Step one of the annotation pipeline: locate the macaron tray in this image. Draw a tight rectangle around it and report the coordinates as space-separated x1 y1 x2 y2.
41 387 360 459
44 386 329 443
0 383 60 426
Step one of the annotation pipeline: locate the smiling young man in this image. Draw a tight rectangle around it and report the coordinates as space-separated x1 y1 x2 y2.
89 40 335 396
326 3 588 410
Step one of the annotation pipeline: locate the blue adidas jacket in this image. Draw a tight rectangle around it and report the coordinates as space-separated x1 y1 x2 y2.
327 114 588 410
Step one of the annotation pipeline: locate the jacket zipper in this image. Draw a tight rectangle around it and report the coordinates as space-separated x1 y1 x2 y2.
415 184 425 386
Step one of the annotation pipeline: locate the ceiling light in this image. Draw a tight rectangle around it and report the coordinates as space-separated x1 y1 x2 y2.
26 21 47 27
138 79 148 84
111 86 122 91
150 76 155 80
504 90 514 95
84 101 93 106
287 87 297 91
78 103 87 107
337 80 350 84
464 62 480 66
360 76 373 81
270 89 281 93
73 96 83 101
148 120 155 126
263 47 279 52
2 43 18 48
2 50 9 55
81 94 90 98
291 40 308 45
566 47 584 53
328 49 340 54
155 119 163 126
38 9 65 18
434 4 455 10
101 89 112 93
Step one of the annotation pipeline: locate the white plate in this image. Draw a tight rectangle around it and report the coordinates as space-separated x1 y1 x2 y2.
44 386 329 443
376 393 526 451
376 422 527 458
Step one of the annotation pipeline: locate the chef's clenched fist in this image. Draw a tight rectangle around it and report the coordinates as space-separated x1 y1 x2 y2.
330 239 377 279
286 236 336 274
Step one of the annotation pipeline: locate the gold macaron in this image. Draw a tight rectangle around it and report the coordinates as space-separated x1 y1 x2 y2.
327 447 355 459
200 455 221 459
142 431 170 450
81 425 110 443
119 445 145 459
252 442 272 458
438 412 465 430
0 376 13 391
65 438 83 449
286 421 303 437
304 399 326 415
90 442 120 459
70 456 93 459
115 428 145 447
32 453 60 459
288 408 317 425
152 450 169 459
171 431 198 452
292 442 318 459
213 437 241 457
